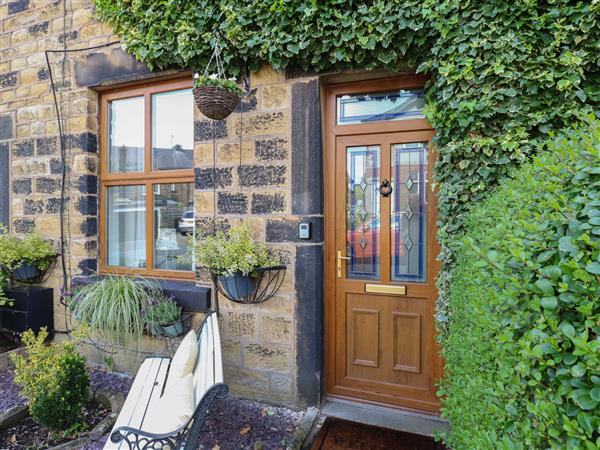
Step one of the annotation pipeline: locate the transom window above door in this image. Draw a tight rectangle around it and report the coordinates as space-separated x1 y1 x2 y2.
336 89 425 125
100 78 195 279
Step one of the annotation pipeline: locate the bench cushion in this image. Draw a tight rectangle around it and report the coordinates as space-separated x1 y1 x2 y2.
142 373 195 434
166 330 198 391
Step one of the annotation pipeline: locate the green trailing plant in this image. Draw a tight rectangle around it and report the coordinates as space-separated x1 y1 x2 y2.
145 295 181 326
0 226 57 271
69 276 160 350
94 0 600 329
439 116 600 449
194 73 243 96
11 327 90 432
193 223 280 277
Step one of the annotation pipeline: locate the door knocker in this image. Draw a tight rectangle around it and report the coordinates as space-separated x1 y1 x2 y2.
379 178 393 197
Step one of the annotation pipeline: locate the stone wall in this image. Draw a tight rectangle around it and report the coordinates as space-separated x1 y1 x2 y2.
0 0 324 407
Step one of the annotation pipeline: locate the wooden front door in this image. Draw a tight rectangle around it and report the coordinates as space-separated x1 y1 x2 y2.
325 77 442 413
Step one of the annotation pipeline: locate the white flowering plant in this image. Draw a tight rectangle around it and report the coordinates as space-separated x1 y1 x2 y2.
193 224 280 277
193 73 243 97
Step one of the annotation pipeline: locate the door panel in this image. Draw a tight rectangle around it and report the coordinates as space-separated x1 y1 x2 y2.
327 124 441 413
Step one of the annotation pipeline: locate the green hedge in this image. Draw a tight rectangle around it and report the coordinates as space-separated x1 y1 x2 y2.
439 116 600 449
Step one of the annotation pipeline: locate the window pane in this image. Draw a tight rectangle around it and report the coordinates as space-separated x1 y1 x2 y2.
152 89 194 171
106 185 146 268
153 183 194 271
391 143 428 282
337 90 425 125
109 97 144 173
346 145 380 280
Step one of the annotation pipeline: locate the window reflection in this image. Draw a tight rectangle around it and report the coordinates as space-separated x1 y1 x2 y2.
106 185 146 268
109 97 144 173
152 89 194 171
153 183 194 271
337 90 425 125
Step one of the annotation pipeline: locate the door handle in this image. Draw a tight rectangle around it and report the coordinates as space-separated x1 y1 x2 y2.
337 251 350 278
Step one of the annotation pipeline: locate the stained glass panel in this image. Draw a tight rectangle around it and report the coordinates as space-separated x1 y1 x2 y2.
346 146 380 280
391 143 428 282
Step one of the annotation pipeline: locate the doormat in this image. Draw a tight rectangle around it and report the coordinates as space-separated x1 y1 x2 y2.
311 418 447 450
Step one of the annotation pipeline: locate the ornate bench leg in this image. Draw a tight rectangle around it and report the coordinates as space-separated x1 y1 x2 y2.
183 383 229 450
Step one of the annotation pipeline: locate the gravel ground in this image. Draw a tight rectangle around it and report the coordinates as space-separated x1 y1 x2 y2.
1 367 301 450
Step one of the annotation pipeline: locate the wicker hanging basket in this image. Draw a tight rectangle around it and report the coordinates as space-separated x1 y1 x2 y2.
193 85 240 121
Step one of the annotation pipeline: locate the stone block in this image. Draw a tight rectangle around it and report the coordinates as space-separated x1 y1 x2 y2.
195 191 214 215
221 340 242 366
76 195 98 216
76 174 98 194
13 217 34 233
261 84 289 109
35 215 60 236
195 217 230 239
259 316 293 344
194 119 227 141
8 0 30 15
23 198 43 215
27 21 49 38
74 48 151 87
255 137 289 161
35 176 60 193
270 373 294 404
218 192 248 215
11 197 23 216
36 136 57 155
250 65 285 86
194 142 212 165
80 217 97 237
217 141 254 163
266 217 324 243
243 343 291 373
251 192 286 214
223 311 256 338
0 71 18 89
13 140 34 157
12 158 49 176
194 167 232 190
230 111 289 137
73 154 97 173
45 197 66 214
238 165 287 187
12 178 31 195
224 366 270 399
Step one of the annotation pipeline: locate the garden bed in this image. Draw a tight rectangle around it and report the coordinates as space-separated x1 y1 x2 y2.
2 366 302 449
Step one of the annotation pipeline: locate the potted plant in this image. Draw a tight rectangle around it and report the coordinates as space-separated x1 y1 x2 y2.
69 276 159 350
193 224 281 300
193 73 243 120
144 295 183 337
0 226 57 283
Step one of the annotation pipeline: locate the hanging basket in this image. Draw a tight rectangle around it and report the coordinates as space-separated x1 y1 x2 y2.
211 266 286 304
193 85 240 121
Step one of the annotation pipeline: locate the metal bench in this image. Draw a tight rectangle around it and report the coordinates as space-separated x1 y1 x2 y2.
104 311 228 450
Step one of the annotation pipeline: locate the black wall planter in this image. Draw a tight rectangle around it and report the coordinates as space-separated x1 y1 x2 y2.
0 286 54 335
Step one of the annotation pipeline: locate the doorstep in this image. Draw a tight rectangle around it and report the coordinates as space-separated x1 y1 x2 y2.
320 396 450 437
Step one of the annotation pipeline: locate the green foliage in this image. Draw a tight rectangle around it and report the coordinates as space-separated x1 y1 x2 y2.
193 223 280 276
93 0 600 327
0 271 11 307
144 295 181 326
11 328 90 431
193 74 244 96
0 226 57 271
69 276 159 350
439 117 600 449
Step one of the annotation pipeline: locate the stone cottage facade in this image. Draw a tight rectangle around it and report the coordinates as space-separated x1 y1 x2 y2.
1 0 441 416
1 0 322 407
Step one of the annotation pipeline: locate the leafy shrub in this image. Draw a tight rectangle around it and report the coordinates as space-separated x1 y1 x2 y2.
0 226 57 271
193 223 280 276
439 116 600 449
11 328 90 431
145 295 181 326
69 276 159 350
0 270 11 306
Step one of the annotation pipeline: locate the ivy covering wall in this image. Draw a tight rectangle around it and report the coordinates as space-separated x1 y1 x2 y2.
93 0 600 445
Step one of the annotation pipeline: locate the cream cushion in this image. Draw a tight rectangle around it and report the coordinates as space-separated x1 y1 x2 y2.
142 373 195 434
166 330 198 390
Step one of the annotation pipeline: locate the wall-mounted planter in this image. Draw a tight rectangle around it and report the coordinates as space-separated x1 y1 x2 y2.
0 286 53 335
218 273 256 300
161 320 184 337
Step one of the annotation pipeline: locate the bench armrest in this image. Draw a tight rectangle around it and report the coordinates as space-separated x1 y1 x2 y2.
109 382 229 450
